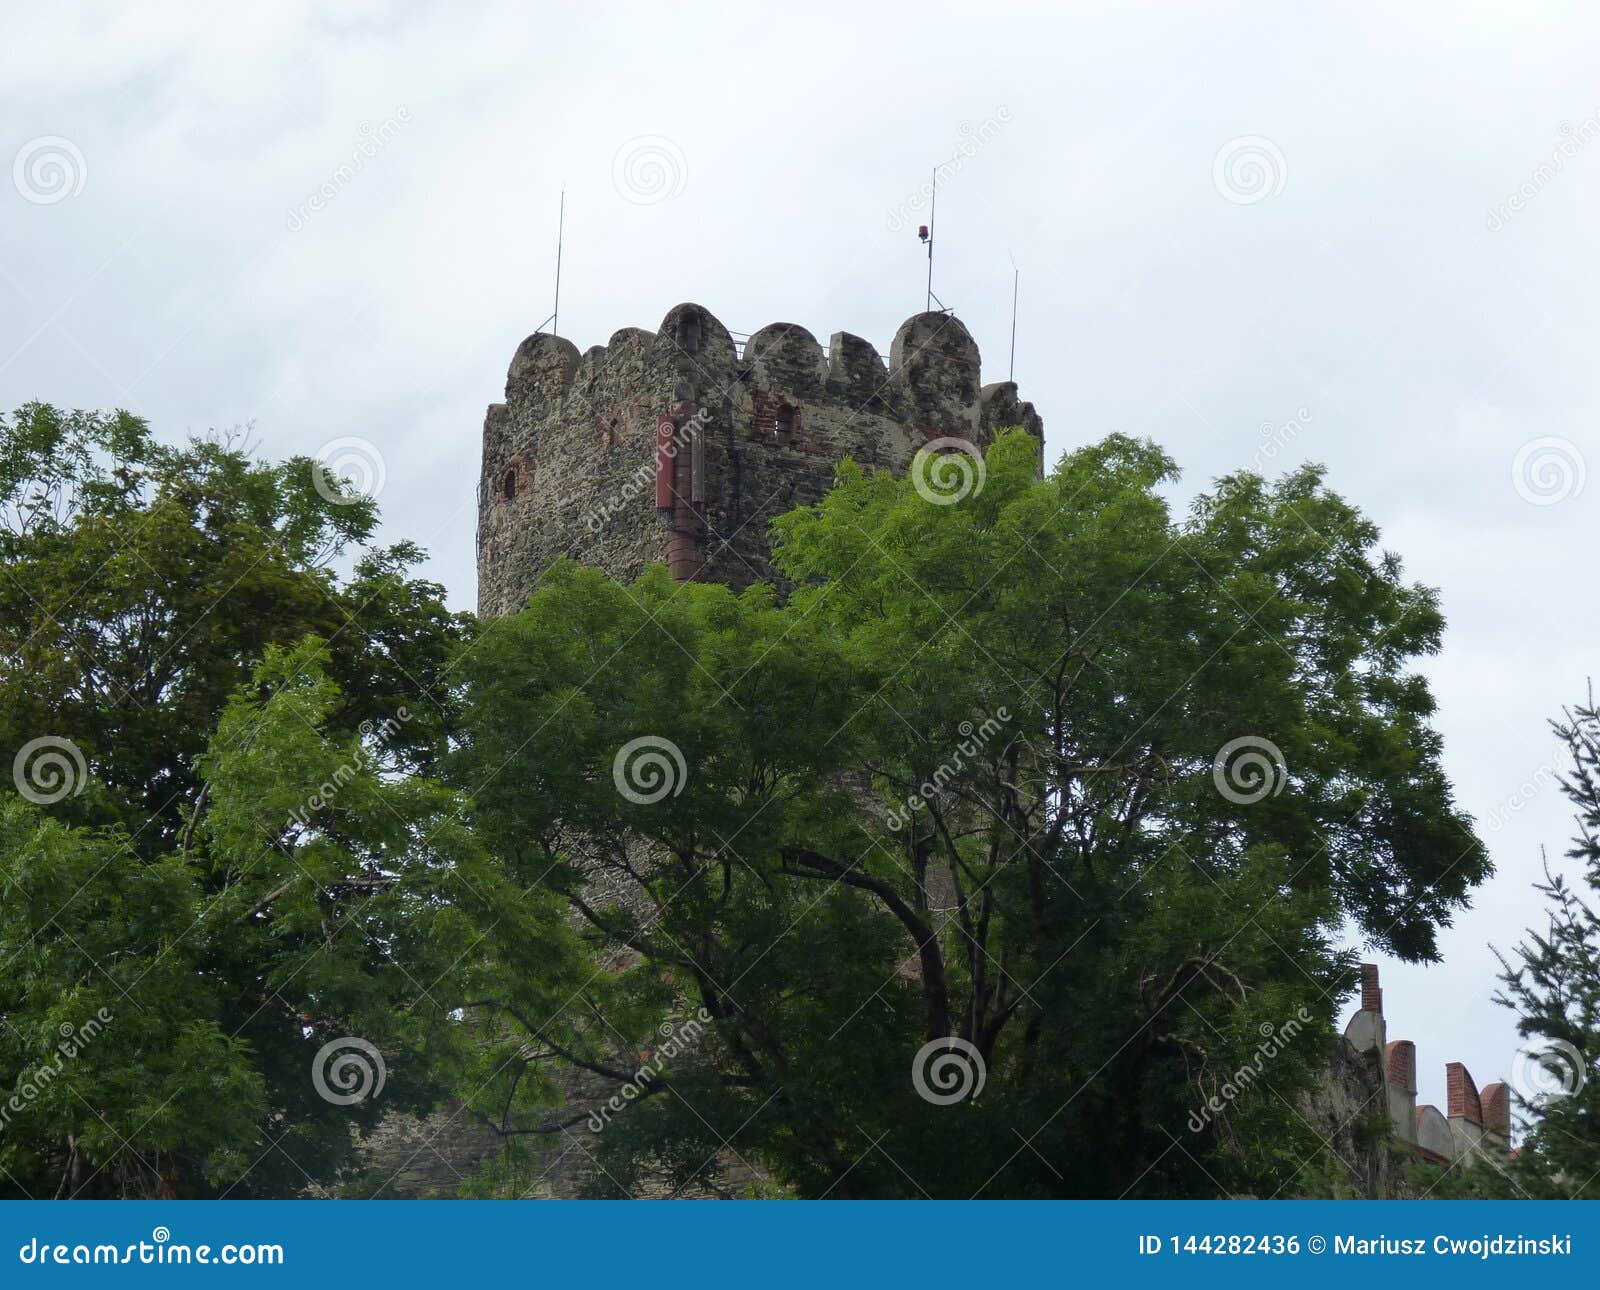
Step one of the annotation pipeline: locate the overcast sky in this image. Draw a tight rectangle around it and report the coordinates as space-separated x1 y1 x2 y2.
3 2 1596 1124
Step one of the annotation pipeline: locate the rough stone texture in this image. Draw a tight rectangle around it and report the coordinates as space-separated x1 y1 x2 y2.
1300 1032 1400 1198
476 303 1043 616
352 1100 503 1198
352 1080 764 1200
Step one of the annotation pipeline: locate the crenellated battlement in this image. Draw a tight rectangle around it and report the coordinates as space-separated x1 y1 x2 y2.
476 302 1043 616
487 304 1010 417
1342 963 1510 1168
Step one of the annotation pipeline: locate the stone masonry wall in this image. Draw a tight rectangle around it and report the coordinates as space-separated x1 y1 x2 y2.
476 303 1043 616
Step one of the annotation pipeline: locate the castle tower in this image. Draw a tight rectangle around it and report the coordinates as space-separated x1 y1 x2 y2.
476 303 1043 616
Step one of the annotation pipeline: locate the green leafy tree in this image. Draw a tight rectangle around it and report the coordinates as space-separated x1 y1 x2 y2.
0 799 267 1197
0 405 499 1197
0 404 463 846
1445 695 1600 1198
455 430 1488 1198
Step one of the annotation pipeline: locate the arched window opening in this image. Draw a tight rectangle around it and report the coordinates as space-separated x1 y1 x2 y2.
773 403 796 440
501 467 518 501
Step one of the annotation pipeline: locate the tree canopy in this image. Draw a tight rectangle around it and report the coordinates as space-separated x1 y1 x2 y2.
452 429 1488 1197
0 404 495 1198
0 407 1493 1199
1433 694 1600 1198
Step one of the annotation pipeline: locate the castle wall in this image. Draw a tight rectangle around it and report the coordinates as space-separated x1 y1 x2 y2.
1339 963 1509 1173
477 303 1043 616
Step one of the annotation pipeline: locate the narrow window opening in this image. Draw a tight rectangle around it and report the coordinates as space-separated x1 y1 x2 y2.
501 467 518 501
774 403 796 439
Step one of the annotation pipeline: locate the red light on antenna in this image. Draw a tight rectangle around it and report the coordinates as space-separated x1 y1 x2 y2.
917 225 929 243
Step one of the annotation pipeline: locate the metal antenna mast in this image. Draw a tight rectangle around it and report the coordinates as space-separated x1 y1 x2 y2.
1008 261 1019 383
537 189 567 336
553 187 565 336
917 168 948 313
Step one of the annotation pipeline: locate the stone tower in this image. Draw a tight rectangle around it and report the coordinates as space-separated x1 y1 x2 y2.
476 303 1042 616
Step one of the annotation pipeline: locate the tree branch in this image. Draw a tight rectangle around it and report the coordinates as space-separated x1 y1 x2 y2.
780 845 950 1039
